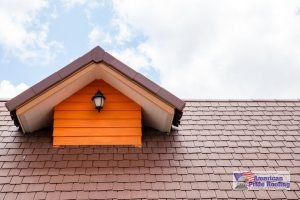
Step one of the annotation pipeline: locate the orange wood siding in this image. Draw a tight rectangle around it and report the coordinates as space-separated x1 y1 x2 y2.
53 79 142 146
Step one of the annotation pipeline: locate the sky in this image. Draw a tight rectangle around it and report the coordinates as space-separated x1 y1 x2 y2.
0 0 300 99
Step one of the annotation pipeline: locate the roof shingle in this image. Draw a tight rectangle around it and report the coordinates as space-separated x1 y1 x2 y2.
0 100 300 199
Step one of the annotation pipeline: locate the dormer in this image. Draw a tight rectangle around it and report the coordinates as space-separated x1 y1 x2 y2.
5 46 185 146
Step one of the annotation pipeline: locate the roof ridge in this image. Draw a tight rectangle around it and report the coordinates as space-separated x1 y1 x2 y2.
5 46 185 112
4 98 300 103
5 45 185 128
184 99 300 102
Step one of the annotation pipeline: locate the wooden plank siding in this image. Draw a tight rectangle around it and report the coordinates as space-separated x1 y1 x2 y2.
53 79 142 146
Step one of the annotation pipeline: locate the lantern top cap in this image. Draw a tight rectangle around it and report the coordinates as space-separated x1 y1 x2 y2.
91 89 106 101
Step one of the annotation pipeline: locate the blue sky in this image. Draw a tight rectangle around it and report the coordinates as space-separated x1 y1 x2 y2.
1 0 300 99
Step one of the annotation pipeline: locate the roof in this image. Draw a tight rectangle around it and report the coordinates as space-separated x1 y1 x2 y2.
5 46 185 128
1 99 299 199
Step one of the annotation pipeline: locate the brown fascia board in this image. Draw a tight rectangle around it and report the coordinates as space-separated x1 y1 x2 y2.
5 88 36 112
5 46 185 125
5 46 103 111
101 52 185 110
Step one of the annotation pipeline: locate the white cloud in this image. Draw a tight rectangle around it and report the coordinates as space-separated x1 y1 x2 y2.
88 21 134 48
111 0 300 99
111 18 134 45
0 0 63 65
60 0 99 9
0 80 29 98
88 25 152 74
88 25 113 47
110 47 151 71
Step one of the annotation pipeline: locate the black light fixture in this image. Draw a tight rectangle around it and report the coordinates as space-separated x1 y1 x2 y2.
91 90 106 112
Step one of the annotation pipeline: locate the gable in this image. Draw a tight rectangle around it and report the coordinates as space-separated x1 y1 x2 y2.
12 62 176 134
6 46 185 132
53 80 142 146
6 46 185 135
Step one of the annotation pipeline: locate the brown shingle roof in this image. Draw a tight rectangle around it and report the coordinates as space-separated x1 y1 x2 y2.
5 46 185 127
1 99 300 199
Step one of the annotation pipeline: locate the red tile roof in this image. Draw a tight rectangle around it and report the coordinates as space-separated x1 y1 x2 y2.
1 100 300 199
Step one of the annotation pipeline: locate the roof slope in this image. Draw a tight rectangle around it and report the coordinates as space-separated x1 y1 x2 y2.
0 100 300 199
5 46 185 127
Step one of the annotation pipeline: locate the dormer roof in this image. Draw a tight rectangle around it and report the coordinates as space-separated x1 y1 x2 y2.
5 46 185 133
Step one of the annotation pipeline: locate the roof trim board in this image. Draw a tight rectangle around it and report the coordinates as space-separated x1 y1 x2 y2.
6 46 184 128
14 62 176 133
6 46 185 111
16 63 97 115
17 63 97 132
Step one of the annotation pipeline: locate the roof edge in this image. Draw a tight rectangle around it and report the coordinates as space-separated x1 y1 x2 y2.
4 98 300 104
183 99 300 102
5 46 185 120
0 98 10 102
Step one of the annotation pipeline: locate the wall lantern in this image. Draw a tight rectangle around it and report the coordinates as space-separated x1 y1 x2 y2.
91 90 106 112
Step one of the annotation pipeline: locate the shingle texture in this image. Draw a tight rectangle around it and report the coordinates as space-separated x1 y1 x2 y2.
0 100 300 199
